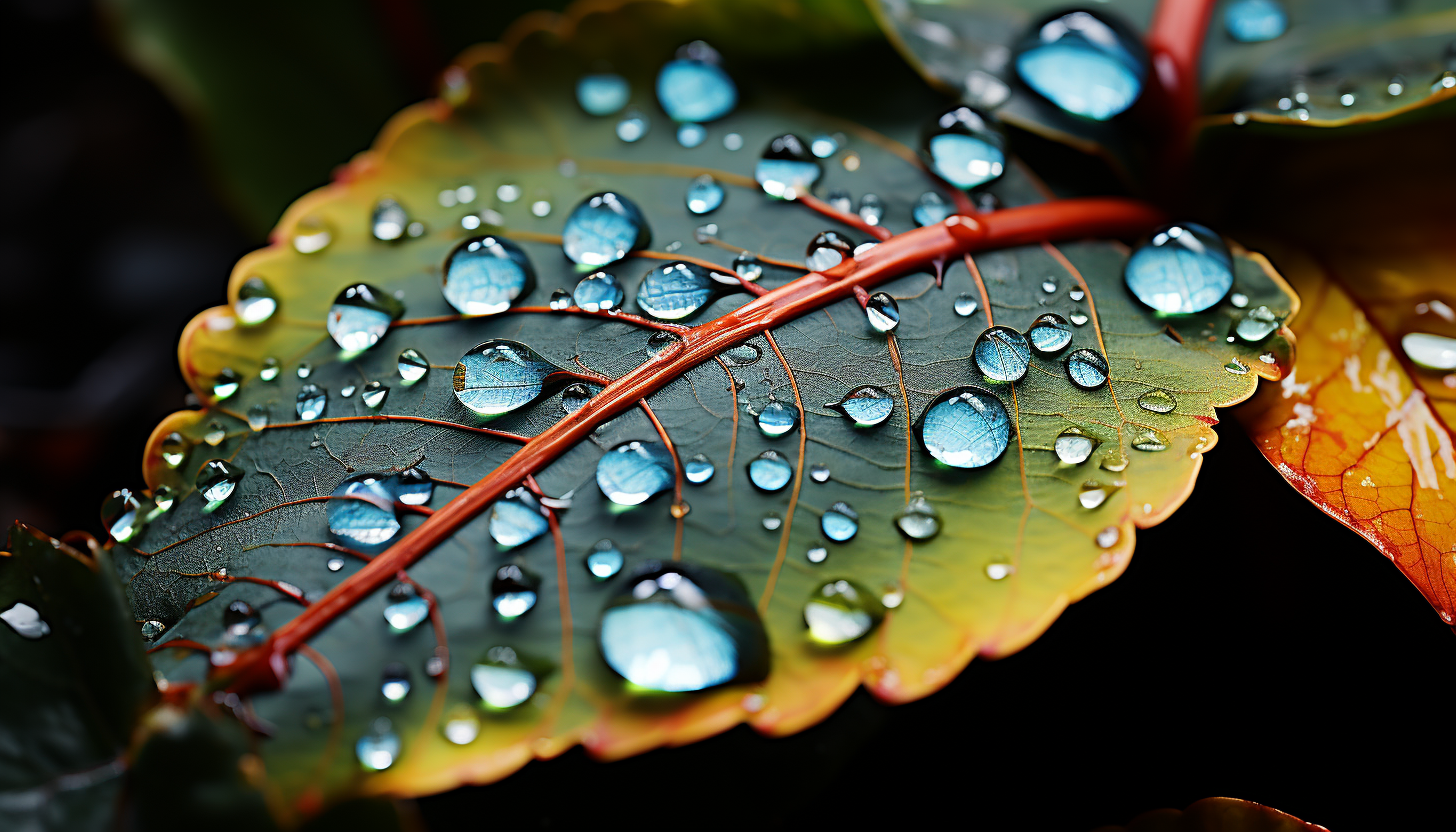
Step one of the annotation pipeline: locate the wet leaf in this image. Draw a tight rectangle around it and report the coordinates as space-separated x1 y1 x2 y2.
112 0 1292 814
1094 796 1330 832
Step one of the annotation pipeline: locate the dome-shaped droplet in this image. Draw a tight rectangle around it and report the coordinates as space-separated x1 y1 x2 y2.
203 421 226 446
292 216 332 254
328 474 400 546
383 583 428 633
549 289 572 310
380 662 411 703
808 463 829 483
488 489 548 548
1137 389 1177 414
1065 348 1109 389
973 326 1032 382
805 230 854 271
442 235 535 317
865 293 900 333
637 261 718 321
599 561 769 692
393 467 433 506
1069 312 1089 326
453 340 557 416
913 191 953 227
356 719 400 771
919 386 1011 468
684 453 715 484
1234 306 1280 342
1015 10 1148 120
246 404 268 431
235 277 277 325
140 619 165 640
562 382 594 414
647 331 681 356
657 44 737 123
196 459 243 506
757 400 800 438
361 381 388 409
821 502 859 542
920 105 1006 189
748 450 793 492
721 343 761 366
616 111 648 142
686 174 724 215
756 134 822 199
295 384 327 421
895 492 942 540
804 579 884 645
586 539 625 579
492 563 540 619
954 294 979 317
160 432 188 468
1027 313 1073 355
676 122 707 147
760 511 782 531
371 197 410 242
597 440 675 506
562 192 650 267
572 271 624 312
1054 427 1098 464
472 646 539 709
1403 332 1456 370
259 357 280 382
327 283 403 351
827 386 894 427
100 489 144 543
1131 428 1169 452
149 485 176 516
577 72 630 116
1078 480 1121 509
1224 0 1286 42
396 348 428 385
211 368 240 401
1125 223 1233 314
857 194 885 226
733 252 762 282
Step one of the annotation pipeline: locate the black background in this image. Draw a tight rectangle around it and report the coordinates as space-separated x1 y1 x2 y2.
0 2 1447 829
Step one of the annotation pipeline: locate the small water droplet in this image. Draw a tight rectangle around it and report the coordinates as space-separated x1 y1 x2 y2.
586 540 625 579
327 556 345 572
296 384 327 421
954 294 979 317
676 122 707 147
548 289 571 310
684 174 725 215
732 252 762 283
842 153 860 170
1065 348 1109 389
1137 389 1177 414
756 134 822 199
807 546 827 563
355 381 385 409
1069 287 1085 302
563 192 649 268
973 326 1032 382
356 719 400 771
647 331 681 356
805 579 883 645
984 560 1014 581
488 489 548 548
757 400 800 438
380 662 411 702
258 357 280 382
857 194 885 226
140 619 165 640
203 420 227 446
693 223 719 243
222 600 262 646
341 384 356 398
919 386 1011 468
616 111 648 142
452 340 557 416
296 363 313 379
492 564 540 619
684 453 715 484
442 707 480 745
1258 351 1278 365
806 230 854 271
826 190 852 213
721 343 761 366
1125 223 1232 314
1054 427 1097 464
383 582 429 633
327 283 404 351
371 197 410 242
827 386 894 427
1027 313 1073 355
810 134 839 158
761 512 782 531
865 293 900 333
895 492 942 540
1388 76 1406 96
1100 451 1129 472
211 368 240 401
328 473 401 545
1014 10 1147 120
637 261 718 321
1230 292 1249 308
100 488 143 542
914 191 953 227
576 72 630 115
821 502 859 542
723 132 744 150
1078 480 1122 509
292 216 332 254
235 276 278 325
1401 332 1456 370
246 404 269 431
1040 279 1057 294
1235 306 1280 342
921 105 1005 189
196 459 243 507
809 463 830 483
1131 428 1169 452
1225 358 1250 375
657 44 737 122
160 432 188 468
1069 312 1089 326
570 271 624 313
1224 0 1287 42
497 183 522 203
472 646 540 708
531 199 551 218
1096 526 1120 548
748 450 794 492
597 441 675 506
1 602 49 639
148 485 176 517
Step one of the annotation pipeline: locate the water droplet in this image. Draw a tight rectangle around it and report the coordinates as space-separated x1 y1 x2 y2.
452 340 557 416
657 45 737 122
865 292 900 333
761 512 782 531
1078 480 1121 509
821 502 859 542
804 579 883 645
683 174 726 216
380 662 411 702
492 563 540 619
756 134 822 199
985 560 1014 580
895 492 942 540
196 459 243 507
549 289 572 310
647 331 681 356
1054 427 1098 464
1069 312 1089 326
1069 288 1085 302
586 540 625 579
721 343 761 366
140 619 165 640
341 385 356 398
328 474 401 546
599 562 768 691
235 277 277 325
563 192 650 267
973 326 1032 382
160 432 188 468
806 546 828 564
1131 429 1169 452
441 707 480 745
857 193 885 226
210 368 240 401
1401 332 1456 370
391 349 428 387
296 363 312 379
488 489 548 548
914 191 953 227
327 556 345 572
292 216 332 254
357 381 386 409
1101 451 1129 472
1389 76 1406 96
393 467 432 507
1027 313 1073 354
472 646 539 708
356 719 400 771
1041 279 1058 294
1232 305 1280 342
1137 389 1177 414
246 404 269 431
920 105 1006 189
497 183 522 203
1065 348 1109 389
1014 10 1147 120
693 223 719 244
1097 526 1121 548
383 583 429 633
810 134 839 158
733 252 762 282
1230 292 1250 308
561 382 594 414
202 420 226 447
149 485 176 516
597 441 675 506
826 190 852 213
724 132 744 150
809 463 830 483
748 450 793 492
954 294 980 317
616 112 648 142
100 489 143 543
684 453 715 484
222 600 262 646
1225 359 1250 375
1 602 49 639
568 271 623 313
637 261 718 321
577 72 630 115
257 358 279 382
1224 0 1286 43
327 283 404 351
919 386 1011 468
827 386 894 427
757 400 800 438
676 122 707 148
371 197 409 242
442 235 535 316
1125 223 1232 314
295 384 327 421
804 230 853 272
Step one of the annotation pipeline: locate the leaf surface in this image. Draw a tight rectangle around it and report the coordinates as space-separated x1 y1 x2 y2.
1094 796 1330 832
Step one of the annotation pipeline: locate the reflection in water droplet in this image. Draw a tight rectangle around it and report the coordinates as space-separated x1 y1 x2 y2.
297 363 312 379
1230 292 1249 308
442 708 480 745
296 384 327 421
973 326 1032 382
149 485 176 516
453 340 556 416
920 387 1011 468
356 719 400 771
685 174 724 215
676 123 706 148
577 73 630 115
381 662 411 702
1131 429 1169 452
1041 279 1057 294
562 382 594 414
827 190 851 213
473 646 539 708
341 384 356 399
160 432 188 468
1 602 50 639
821 502 859 542
563 192 649 267
196 459 243 507
586 540 625 579
1225 359 1249 375
572 271 625 313
1401 332 1456 370
1097 526 1120 548
1070 288 1085 301
1065 348 1109 389
1125 223 1232 314
616 112 648 142
858 194 884 226
1054 427 1097 464
371 197 409 242
383 583 428 633
920 106 1005 189
914 191 953 227
140 619 165 640
328 474 401 545
757 400 800 438
546 289 570 310
733 252 762 283
327 283 404 351
203 421 226 446
756 134 822 199
810 134 839 158
895 492 942 540
443 235 535 316
1224 0 1287 43
1101 451 1128 472
1014 9 1147 120
394 467 432 506
1027 313 1072 354
748 450 793 492
804 579 883 645
247 404 268 431
657 46 737 122
1078 480 1121 509
292 216 332 254
807 546 827 563
637 261 717 321
761 512 782 531
1236 306 1280 342
236 277 277 325
492 564 540 618
100 489 144 543
258 358 280 382
954 294 979 317
597 441 675 506
394 349 428 385
358 381 386 409
211 368 240 401
865 293 900 333
809 463 830 483
1069 312 1089 326
684 453 715 484
806 230 854 272
327 557 345 572
1137 389 1177 414
827 386 894 427
488 490 548 548
985 560 1014 580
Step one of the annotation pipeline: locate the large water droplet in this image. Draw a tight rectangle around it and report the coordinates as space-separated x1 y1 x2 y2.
757 400 800 438
686 174 724 215
756 134 822 199
914 191 953 227
599 562 768 692
636 261 718 321
573 271 624 312
577 72 630 116
1027 313 1073 354
1224 0 1286 42
492 563 540 618
1014 10 1147 121
921 106 1005 189
563 192 650 267
919 386 1011 468
684 453 715 484
381 662 411 702
804 579 883 645
586 539 625 579
865 293 900 333
597 440 675 506
328 474 401 546
488 489 548 548
443 235 535 316
1137 389 1177 414
453 340 557 416
196 459 243 507
805 231 853 271
356 719 400 771
327 283 404 351
383 583 428 633
954 294 980 317
748 450 793 492
1078 480 1121 509
657 44 737 122
827 386 895 427
821 502 859 542
0 602 49 639
1125 223 1233 314
397 348 428 385
235 276 277 325
295 384 327 421
1054 427 1098 464
974 326 1032 382
1065 348 1109 389
371 197 410 242
472 646 539 708
100 489 144 543
895 492 942 540
1401 332 1456 370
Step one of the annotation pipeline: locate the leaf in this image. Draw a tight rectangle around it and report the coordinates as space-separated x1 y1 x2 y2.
114 0 1294 813
1093 796 1330 832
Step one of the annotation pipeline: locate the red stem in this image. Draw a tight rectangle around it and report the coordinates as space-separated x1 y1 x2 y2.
1143 0 1217 186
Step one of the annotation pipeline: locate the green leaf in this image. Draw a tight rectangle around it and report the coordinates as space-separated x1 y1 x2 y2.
114 0 1294 813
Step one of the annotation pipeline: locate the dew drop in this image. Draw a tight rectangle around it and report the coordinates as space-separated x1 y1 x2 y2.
1101 451 1129 473
857 193 885 227
452 340 557 416
1054 427 1098 464
1125 223 1232 314
297 362 312 379
1097 526 1121 548
1069 287 1085 301
919 386 1011 468
586 540 625 579
810 134 839 158
733 252 762 282
1225 359 1250 375
442 707 480 745
550 289 572 310
597 440 675 506
756 134 822 199
723 132 744 150
292 216 332 254
380 662 411 702
296 384 327 421
327 557 345 572
160 432 188 468
616 112 648 142
371 197 409 242
684 453 715 484
204 421 227 446
1235 306 1280 342
1078 480 1122 509
327 283 404 351
721 343 761 366
637 261 718 320
807 546 827 563
821 502 859 542
211 368 240 401
576 72 630 115
100 489 144 543
246 404 269 431
914 191 953 227
235 277 277 325
1131 429 1169 452
985 560 1014 581
1065 348 1109 389
1027 313 1073 355
259 358 280 382
563 192 650 267
1224 0 1287 42
223 600 262 645
757 400 801 438
1 602 49 639
442 235 535 316
865 292 900 333
573 271 625 312
356 719 400 771
676 122 707 148
685 174 724 215
1069 311 1089 326
827 386 894 427
383 583 429 633
492 564 540 619
954 294 979 317
328 473 401 546
647 331 681 356
920 105 1005 189
1041 279 1057 294
196 459 243 507
488 489 548 548
1137 389 1177 414
827 190 852 213
895 492 942 540
809 463 830 483
356 381 385 409
1014 10 1147 121
804 579 883 645
693 223 719 244
472 646 539 708
140 619 165 640
1230 292 1250 308
761 512 782 531
806 230 854 271
973 326 1032 382
340 384 356 398
497 183 522 203
562 382 594 414
1401 332 1456 370
748 450 793 492
149 485 176 516
656 44 737 122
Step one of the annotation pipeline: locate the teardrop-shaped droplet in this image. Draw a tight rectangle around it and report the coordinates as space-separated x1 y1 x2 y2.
895 492 942 540
1403 332 1456 370
954 294 979 317
1078 480 1122 509
1054 427 1098 465
821 502 859 542
380 662 411 702
327 283 404 351
685 174 725 215
748 450 793 492
597 440 675 506
913 191 953 227
656 46 737 122
360 381 388 409
599 561 769 692
734 252 762 282
616 111 648 142
637 261 718 321
857 194 885 226
1137 389 1177 414
562 382 594 414
757 400 800 438
472 646 539 709
1065 348 1109 389
328 474 401 546
383 582 429 632
865 293 900 333
572 271 624 312
676 122 706 148
1235 306 1280 342
804 579 884 645
488 489 548 548
292 216 332 254
920 105 1006 189
562 192 650 267
1125 223 1233 314
586 539 625 579
0 602 49 639
246 404 269 431
1224 0 1286 42
973 326 1032 382
196 459 243 506
1070 288 1085 301
1101 451 1129 473
492 564 540 619
453 340 557 416
1131 428 1169 452
1225 358 1250 375
827 386 895 427
1027 313 1073 355
756 134 822 199
393 467 433 506
684 453 715 484
396 348 428 385
235 276 278 325
442 235 535 316
160 432 188 468
100 489 144 543
259 358 280 382
919 386 1011 468
371 197 409 242
1014 9 1148 121
805 230 853 271
340 384 356 400
576 72 630 116
296 384 327 421
211 368 240 401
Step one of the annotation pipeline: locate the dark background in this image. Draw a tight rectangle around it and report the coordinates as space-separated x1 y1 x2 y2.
0 1 1446 829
